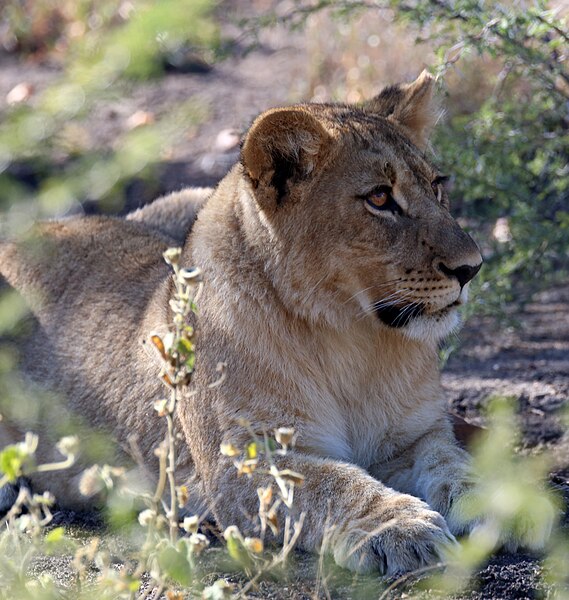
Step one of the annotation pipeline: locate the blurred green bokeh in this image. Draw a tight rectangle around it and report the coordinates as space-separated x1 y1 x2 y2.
0 0 216 230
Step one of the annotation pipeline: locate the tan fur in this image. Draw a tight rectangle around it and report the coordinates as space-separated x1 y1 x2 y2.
0 73 518 574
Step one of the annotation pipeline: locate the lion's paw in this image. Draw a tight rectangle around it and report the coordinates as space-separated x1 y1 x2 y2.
333 495 456 575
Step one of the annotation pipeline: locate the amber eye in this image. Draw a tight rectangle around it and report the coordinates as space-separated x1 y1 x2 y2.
363 186 401 216
367 190 389 209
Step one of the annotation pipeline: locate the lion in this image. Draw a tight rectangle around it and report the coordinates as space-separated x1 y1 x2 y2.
0 71 551 575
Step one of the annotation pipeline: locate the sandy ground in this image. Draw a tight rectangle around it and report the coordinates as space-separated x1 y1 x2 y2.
1 5 568 597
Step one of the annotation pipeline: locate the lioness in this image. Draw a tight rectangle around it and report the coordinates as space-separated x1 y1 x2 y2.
0 72 546 574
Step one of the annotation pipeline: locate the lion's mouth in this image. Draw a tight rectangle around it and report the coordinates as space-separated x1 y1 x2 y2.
374 303 425 328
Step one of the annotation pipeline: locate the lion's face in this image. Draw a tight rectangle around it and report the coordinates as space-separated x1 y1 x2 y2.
241 72 482 342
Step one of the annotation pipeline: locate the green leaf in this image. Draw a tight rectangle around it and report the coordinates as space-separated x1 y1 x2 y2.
0 445 30 482
45 527 65 544
0 290 29 335
224 527 253 571
185 353 196 371
157 544 192 586
177 338 194 355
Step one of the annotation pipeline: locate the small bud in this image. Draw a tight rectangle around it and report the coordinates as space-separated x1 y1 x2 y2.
257 485 273 509
138 509 156 527
236 459 257 476
17 515 32 532
277 469 305 485
181 515 199 534
99 465 125 490
126 110 155 130
492 217 512 243
220 442 240 457
223 525 242 541
246 442 257 459
176 485 189 507
160 371 174 388
163 247 182 266
154 441 168 459
150 334 168 360
188 532 209 555
153 399 169 417
22 432 39 455
169 299 183 314
224 525 254 568
266 509 279 535
179 267 202 284
79 465 103 497
244 537 263 554
56 435 80 458
203 579 233 600
274 427 296 447
6 82 33 105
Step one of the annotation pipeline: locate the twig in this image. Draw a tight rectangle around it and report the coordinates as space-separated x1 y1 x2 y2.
378 562 447 600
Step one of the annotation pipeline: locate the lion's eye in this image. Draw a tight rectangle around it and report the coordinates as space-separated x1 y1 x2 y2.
367 190 389 209
363 186 401 216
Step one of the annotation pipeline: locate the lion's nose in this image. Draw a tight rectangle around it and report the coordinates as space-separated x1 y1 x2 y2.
438 261 482 288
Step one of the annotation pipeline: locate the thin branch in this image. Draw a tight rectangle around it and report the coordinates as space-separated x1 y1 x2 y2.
378 562 447 600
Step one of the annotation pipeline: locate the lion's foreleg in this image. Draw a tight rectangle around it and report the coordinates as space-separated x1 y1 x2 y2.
204 451 455 575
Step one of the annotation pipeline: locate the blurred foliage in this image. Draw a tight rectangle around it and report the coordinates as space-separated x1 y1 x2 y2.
0 0 216 231
414 1 568 316
0 4 218 594
425 2 569 317
411 396 565 598
0 0 217 70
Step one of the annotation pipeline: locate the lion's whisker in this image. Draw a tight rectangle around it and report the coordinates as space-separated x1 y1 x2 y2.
371 289 414 310
392 302 419 327
355 289 415 321
301 275 328 303
343 279 407 306
342 286 377 305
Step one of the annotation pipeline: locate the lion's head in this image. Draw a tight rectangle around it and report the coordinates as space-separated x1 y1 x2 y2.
240 71 482 343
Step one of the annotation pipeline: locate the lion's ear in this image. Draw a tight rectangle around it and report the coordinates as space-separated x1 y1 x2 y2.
241 108 331 206
364 70 439 150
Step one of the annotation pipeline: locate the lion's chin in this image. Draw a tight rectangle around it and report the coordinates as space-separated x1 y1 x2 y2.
402 309 461 344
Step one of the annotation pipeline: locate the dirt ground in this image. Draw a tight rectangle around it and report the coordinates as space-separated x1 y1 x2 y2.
1 5 568 598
